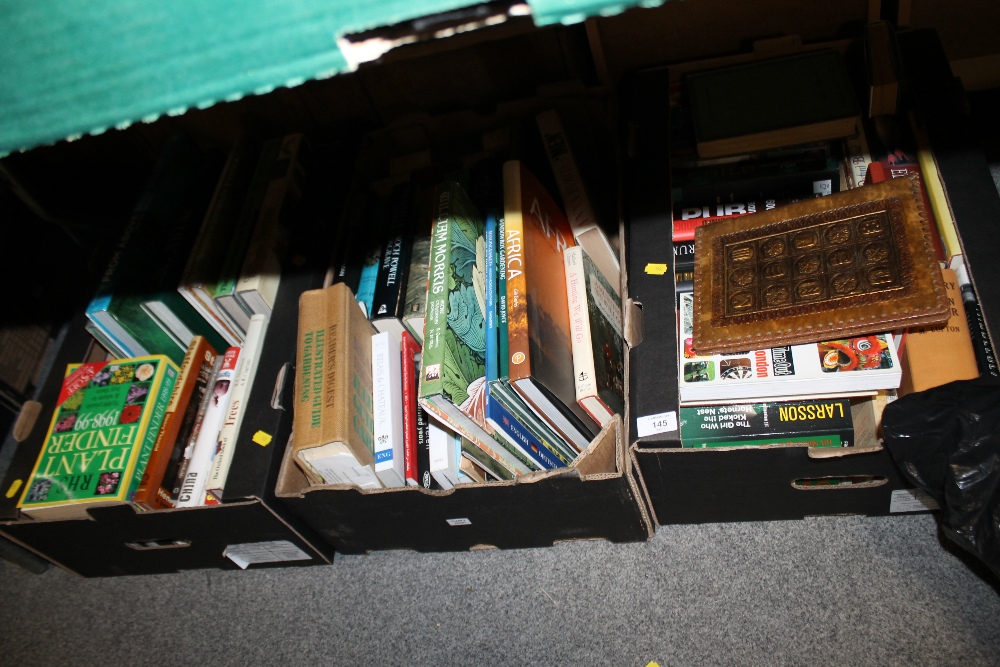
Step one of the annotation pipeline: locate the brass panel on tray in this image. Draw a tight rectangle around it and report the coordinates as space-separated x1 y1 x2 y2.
692 173 950 354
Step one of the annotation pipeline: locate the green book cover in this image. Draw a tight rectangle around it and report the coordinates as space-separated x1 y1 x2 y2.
679 398 854 449
419 181 531 476
17 355 179 517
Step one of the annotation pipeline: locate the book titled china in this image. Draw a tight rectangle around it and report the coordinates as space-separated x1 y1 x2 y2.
17 355 179 519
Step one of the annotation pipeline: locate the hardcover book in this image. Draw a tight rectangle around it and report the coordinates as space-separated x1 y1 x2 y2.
86 134 228 364
177 140 261 346
536 108 621 293
679 398 855 449
502 160 599 452
371 331 406 487
418 180 532 477
133 335 218 511
564 245 625 428
400 329 422 486
204 313 269 502
686 50 861 159
678 292 902 404
292 283 380 488
175 345 240 507
897 267 980 395
370 183 415 341
17 354 180 520
234 133 307 316
691 174 951 355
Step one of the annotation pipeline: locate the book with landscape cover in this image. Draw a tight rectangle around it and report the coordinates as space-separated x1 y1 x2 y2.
292 283 380 488
177 140 262 346
17 354 179 520
678 293 902 404
86 134 227 364
175 345 240 507
133 335 217 511
502 160 599 453
678 398 855 449
686 49 861 159
371 331 406 487
564 245 624 428
418 180 533 478
204 313 269 502
234 133 307 317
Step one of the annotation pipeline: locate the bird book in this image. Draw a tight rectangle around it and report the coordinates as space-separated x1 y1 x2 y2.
17 355 179 520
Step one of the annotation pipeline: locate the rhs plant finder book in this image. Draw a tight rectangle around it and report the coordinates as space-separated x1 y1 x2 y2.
17 355 180 520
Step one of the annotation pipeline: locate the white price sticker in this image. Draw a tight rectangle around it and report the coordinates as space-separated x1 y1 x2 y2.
890 489 939 513
223 540 312 569
636 411 678 438
446 518 472 526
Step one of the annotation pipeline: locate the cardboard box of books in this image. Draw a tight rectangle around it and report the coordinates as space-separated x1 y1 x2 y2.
622 57 940 525
274 108 652 553
0 144 356 576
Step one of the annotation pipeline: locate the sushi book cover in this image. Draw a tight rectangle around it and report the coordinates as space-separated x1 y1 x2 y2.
17 355 179 518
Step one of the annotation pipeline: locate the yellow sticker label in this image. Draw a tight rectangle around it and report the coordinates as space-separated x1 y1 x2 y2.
645 662 661 667
645 263 668 276
5 479 23 499
252 431 273 447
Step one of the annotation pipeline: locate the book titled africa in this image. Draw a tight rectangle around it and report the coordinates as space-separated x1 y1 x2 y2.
17 355 179 520
418 180 532 477
678 292 901 404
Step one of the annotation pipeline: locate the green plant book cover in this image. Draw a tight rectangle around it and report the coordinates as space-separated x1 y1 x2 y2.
17 355 179 515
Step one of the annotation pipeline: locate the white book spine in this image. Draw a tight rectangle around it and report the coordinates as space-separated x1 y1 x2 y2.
371 331 406 487
205 314 269 501
427 417 455 490
175 346 240 507
564 246 597 403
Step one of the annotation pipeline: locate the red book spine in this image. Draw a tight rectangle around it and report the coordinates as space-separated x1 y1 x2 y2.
400 329 421 486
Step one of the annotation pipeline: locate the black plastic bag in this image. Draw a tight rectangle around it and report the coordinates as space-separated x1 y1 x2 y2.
882 377 1000 580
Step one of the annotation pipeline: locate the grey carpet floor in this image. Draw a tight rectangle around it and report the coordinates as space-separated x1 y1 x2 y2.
1 512 998 666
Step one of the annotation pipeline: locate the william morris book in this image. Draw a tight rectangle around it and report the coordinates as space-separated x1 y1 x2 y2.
133 336 217 511
292 283 380 488
503 160 599 452
419 180 532 477
17 355 179 520
564 245 624 428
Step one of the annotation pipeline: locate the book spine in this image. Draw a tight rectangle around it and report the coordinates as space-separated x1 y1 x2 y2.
496 214 510 381
402 213 433 343
953 259 999 378
401 330 421 486
536 109 621 288
134 336 217 510
672 196 802 242
371 331 406 487
235 134 305 315
213 137 284 307
414 397 436 489
125 362 179 502
564 246 596 406
205 314 268 501
418 187 453 401
370 184 414 326
485 398 563 469
175 346 240 507
169 352 224 503
679 399 854 448
502 162 530 384
842 123 872 189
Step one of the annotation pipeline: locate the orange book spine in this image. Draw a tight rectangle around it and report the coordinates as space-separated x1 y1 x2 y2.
502 161 531 384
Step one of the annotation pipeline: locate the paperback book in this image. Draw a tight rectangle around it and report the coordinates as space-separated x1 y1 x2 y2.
678 292 902 404
17 355 180 519
678 398 855 449
371 331 406 487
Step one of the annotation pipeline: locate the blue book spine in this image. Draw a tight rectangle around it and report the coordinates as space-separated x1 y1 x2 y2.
487 398 564 469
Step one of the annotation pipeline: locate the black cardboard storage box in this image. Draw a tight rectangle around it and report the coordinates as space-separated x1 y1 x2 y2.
276 416 651 554
621 54 939 526
0 263 337 577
